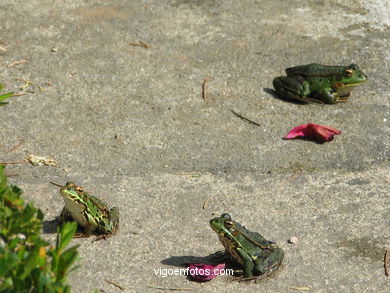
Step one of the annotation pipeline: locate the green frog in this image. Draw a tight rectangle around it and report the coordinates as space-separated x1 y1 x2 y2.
273 63 367 104
52 181 119 238
210 213 284 279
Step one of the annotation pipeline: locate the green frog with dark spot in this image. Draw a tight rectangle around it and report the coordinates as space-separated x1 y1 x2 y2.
273 63 367 104
210 213 284 279
52 181 119 239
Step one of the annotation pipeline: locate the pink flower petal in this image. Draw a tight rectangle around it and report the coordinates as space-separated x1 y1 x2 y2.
284 123 341 142
188 263 226 281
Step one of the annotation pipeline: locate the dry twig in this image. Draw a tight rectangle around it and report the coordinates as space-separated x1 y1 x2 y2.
5 141 25 153
385 248 389 277
146 285 192 291
8 59 28 67
0 161 28 165
177 171 201 177
49 181 63 187
104 278 125 290
4 173 19 177
289 286 311 291
202 78 208 101
129 41 150 48
202 197 212 209
231 110 261 126
11 93 27 97
287 170 302 183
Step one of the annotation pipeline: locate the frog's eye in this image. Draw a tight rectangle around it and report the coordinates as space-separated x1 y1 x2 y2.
75 186 83 193
66 182 76 188
221 213 231 221
349 63 359 70
344 69 353 77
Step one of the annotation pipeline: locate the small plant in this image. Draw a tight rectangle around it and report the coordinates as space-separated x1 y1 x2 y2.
0 83 14 106
0 165 79 292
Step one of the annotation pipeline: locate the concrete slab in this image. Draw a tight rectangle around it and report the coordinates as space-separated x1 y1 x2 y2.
1 0 389 292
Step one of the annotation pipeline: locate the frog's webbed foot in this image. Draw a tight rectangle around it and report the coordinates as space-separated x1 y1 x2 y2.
299 96 325 104
238 266 282 282
92 232 115 242
238 273 269 282
92 235 107 242
73 232 90 238
337 96 349 102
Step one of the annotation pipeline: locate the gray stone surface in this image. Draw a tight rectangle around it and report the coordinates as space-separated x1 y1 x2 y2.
0 0 389 292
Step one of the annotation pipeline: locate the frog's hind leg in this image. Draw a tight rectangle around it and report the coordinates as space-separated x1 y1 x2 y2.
236 247 255 278
240 248 284 282
258 248 284 277
109 206 120 233
273 77 310 103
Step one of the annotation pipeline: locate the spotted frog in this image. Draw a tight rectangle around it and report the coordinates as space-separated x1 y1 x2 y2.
273 63 367 104
210 213 284 278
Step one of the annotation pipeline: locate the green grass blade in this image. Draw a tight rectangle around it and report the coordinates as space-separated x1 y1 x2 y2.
0 92 14 102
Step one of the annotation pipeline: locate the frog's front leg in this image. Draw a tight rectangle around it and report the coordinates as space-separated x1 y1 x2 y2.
273 77 311 103
209 250 231 262
315 88 340 104
236 247 255 277
59 207 72 224
60 208 94 238
254 247 284 276
82 213 98 237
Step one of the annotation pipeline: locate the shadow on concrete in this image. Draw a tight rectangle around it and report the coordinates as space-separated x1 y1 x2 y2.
263 88 329 106
42 218 60 234
282 136 333 145
161 253 222 268
263 87 308 104
161 252 241 281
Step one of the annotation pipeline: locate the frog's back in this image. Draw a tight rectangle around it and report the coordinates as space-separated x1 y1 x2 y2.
89 194 109 209
286 63 344 77
234 222 268 245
